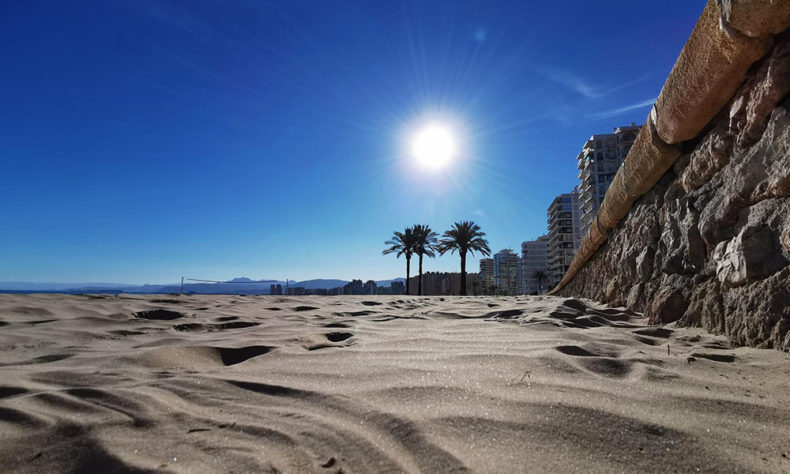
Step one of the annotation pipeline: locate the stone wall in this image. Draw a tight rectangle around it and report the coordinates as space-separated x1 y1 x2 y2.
558 32 790 350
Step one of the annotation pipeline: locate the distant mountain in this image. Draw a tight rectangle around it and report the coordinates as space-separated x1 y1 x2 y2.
0 277 407 294
293 279 348 289
291 279 405 289
0 282 144 291
375 278 405 287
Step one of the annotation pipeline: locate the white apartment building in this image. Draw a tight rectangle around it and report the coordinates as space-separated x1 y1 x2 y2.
479 258 495 291
521 235 549 294
576 123 640 235
547 189 583 286
493 249 521 296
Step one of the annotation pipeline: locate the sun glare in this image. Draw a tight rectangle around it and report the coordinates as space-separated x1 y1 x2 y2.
411 124 456 170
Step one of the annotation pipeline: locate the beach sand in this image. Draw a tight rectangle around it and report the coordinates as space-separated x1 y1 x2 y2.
1 294 789 472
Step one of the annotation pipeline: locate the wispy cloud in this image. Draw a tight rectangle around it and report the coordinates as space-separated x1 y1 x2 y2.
537 67 602 98
537 67 651 100
590 98 657 120
139 0 207 33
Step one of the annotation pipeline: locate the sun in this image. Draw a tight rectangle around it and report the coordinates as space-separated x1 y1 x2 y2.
411 124 456 170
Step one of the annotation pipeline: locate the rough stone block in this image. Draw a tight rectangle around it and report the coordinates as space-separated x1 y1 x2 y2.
714 225 788 286
626 283 644 311
723 267 790 350
719 0 790 37
646 287 689 325
635 247 655 280
728 35 790 148
680 125 733 192
681 278 726 333
655 0 769 144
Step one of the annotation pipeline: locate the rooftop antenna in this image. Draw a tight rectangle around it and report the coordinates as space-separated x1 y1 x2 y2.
180 277 184 295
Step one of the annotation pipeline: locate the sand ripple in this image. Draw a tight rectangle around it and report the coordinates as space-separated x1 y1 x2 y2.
1 294 789 472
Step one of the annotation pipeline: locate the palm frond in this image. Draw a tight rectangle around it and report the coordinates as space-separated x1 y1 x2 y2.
438 220 490 257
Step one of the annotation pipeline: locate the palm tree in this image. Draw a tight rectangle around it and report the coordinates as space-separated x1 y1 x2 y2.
411 224 438 296
382 227 416 295
438 221 491 296
532 270 548 294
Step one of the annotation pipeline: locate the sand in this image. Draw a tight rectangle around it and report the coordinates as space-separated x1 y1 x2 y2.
0 294 789 473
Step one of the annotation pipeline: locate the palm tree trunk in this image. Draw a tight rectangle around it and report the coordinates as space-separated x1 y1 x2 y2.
418 253 423 296
405 256 411 295
459 251 467 296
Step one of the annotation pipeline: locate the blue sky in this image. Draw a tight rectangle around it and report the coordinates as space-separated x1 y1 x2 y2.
0 1 704 284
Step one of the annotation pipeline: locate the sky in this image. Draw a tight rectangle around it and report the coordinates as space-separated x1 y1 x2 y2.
0 0 705 284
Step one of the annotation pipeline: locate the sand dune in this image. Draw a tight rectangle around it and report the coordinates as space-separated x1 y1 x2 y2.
1 294 789 472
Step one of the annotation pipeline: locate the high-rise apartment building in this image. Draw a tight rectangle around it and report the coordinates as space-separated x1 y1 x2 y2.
406 272 480 295
390 281 405 295
269 284 283 295
343 279 363 295
479 258 495 291
547 189 583 286
521 235 549 294
576 123 640 235
493 249 521 296
363 280 377 295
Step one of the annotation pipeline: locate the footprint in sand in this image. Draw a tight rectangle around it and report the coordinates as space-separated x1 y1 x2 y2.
134 309 185 321
632 328 674 338
555 345 598 357
214 321 259 330
217 346 275 366
0 386 28 399
690 352 736 363
215 316 238 322
325 332 353 342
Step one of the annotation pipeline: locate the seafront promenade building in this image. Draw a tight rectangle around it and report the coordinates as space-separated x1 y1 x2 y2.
521 236 549 294
547 189 583 286
390 281 405 295
363 280 377 295
343 279 363 295
576 123 640 235
405 272 480 295
479 258 495 291
493 249 521 295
